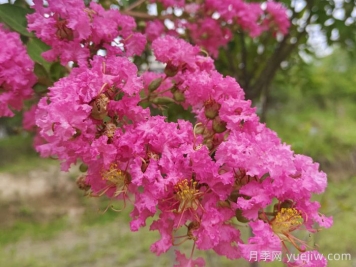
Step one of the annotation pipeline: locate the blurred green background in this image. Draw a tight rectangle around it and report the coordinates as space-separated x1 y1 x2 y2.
0 48 355 267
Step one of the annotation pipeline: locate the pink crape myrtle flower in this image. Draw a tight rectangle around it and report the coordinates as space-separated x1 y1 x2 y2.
146 0 290 57
152 35 201 68
147 36 332 265
145 20 165 42
27 0 146 66
0 25 36 117
35 55 146 170
27 0 91 66
31 6 330 264
174 250 205 267
23 104 38 131
187 18 232 58
239 220 282 262
264 1 291 35
151 0 186 8
285 250 327 267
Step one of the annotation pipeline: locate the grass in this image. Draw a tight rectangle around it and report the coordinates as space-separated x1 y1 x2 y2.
0 218 68 245
0 134 56 173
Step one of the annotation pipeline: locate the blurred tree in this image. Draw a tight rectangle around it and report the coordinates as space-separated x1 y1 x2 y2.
114 0 356 121
216 0 356 102
266 47 356 165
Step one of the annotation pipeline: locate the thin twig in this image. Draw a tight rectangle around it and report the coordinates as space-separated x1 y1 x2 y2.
125 0 146 12
120 10 173 20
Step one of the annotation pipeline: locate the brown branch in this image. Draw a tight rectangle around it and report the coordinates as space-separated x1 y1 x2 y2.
246 0 315 101
239 31 249 89
120 10 173 20
125 0 146 12
223 47 238 79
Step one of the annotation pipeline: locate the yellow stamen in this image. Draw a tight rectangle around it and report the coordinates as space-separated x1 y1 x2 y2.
101 163 131 197
272 208 303 235
174 179 201 213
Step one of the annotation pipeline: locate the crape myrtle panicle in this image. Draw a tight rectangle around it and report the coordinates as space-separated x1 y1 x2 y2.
146 0 291 57
0 25 36 117
0 0 330 266
27 0 146 66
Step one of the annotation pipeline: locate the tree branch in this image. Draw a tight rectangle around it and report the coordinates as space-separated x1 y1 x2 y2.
120 10 173 20
125 0 146 12
246 0 315 100
239 31 249 89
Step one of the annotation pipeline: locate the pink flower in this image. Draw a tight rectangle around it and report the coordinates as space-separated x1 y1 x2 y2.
23 105 38 131
265 1 291 35
27 0 91 65
151 0 186 8
174 250 205 267
145 20 165 42
187 18 232 58
30 8 329 265
239 220 282 262
152 36 200 67
35 55 144 170
27 0 145 66
0 25 36 117
286 251 327 267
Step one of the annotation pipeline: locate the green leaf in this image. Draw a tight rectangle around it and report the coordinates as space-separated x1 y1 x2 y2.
26 37 51 72
0 4 33 37
14 0 29 8
49 62 68 82
33 83 48 94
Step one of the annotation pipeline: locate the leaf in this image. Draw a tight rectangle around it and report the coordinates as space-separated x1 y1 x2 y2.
14 0 29 8
49 62 68 82
26 37 51 72
0 4 33 37
34 63 53 87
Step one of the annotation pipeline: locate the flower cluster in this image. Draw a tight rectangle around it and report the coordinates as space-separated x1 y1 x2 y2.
144 0 290 57
0 24 36 117
17 1 330 266
34 33 331 266
27 0 146 66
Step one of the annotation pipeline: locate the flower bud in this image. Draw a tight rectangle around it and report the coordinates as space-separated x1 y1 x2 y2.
217 200 230 208
194 124 205 135
79 163 88 172
90 94 109 120
137 21 146 29
76 175 90 192
173 90 185 102
104 122 117 138
204 138 214 150
56 19 74 41
228 190 239 203
212 116 227 133
164 63 179 77
280 199 294 209
152 96 175 105
170 86 177 93
274 200 294 213
148 77 163 92
204 100 221 119
235 209 249 223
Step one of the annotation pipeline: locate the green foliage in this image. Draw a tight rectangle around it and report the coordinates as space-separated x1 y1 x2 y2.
0 218 68 245
27 38 51 71
0 3 33 36
0 134 52 173
266 48 356 162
